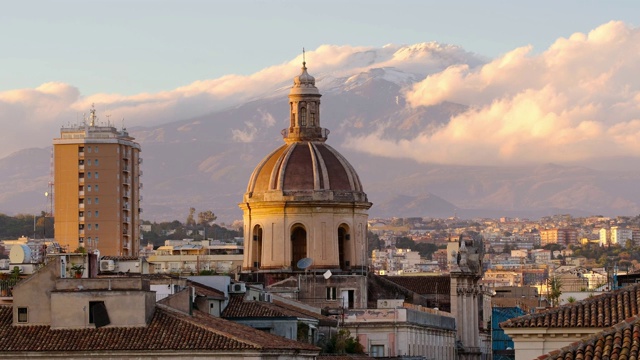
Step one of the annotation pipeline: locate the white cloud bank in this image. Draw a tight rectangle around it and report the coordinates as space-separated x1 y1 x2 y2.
0 42 479 158
351 21 640 165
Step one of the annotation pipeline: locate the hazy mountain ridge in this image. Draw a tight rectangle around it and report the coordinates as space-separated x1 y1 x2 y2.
2 44 640 222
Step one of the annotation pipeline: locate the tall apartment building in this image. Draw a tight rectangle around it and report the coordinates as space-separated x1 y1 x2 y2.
539 228 578 247
53 107 142 256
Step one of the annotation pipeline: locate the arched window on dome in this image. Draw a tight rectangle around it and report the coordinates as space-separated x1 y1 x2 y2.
338 224 351 271
300 107 307 127
291 225 307 269
251 225 263 269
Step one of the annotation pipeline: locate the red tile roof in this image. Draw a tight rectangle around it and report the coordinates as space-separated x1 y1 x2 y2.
188 280 226 299
502 283 640 329
536 315 640 360
222 294 338 326
0 305 318 353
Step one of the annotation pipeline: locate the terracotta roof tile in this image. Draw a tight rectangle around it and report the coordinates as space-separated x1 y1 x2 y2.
502 283 640 329
537 313 640 360
0 305 317 353
188 280 226 299
222 294 337 326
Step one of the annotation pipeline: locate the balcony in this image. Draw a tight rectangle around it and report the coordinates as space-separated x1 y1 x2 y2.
79 178 85 185
79 217 85 222
138 158 143 165
79 165 85 171
123 191 130 199
139 182 143 190
138 207 143 213
79 191 85 197
123 217 130 223
78 151 85 158
139 170 143 176
79 203 84 210
122 166 130 173
79 229 85 235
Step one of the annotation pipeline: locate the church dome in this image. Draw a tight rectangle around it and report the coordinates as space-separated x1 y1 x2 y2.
245 141 367 202
243 58 368 204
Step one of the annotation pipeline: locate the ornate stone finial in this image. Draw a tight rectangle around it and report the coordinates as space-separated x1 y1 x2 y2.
302 47 306 68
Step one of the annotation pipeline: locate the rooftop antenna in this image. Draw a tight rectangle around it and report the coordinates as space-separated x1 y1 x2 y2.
106 114 111 127
89 104 96 127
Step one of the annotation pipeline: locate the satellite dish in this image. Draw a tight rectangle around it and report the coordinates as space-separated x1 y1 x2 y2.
323 270 332 279
297 257 313 270
10 244 32 264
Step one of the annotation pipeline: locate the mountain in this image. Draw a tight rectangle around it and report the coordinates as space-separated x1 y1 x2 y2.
2 44 640 222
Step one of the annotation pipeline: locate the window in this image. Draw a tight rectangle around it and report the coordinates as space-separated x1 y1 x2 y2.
95 237 99 245
94 159 99 166
326 287 337 300
94 146 99 153
95 172 99 179
87 146 92 153
79 211 84 217
87 158 91 166
87 198 91 205
87 224 92 230
17 307 28 323
95 197 99 204
300 107 307 126
95 185 99 192
87 185 92 192
95 224 99 230
87 172 91 179
87 237 92 246
89 301 110 327
95 211 99 217
310 112 316 126
370 345 384 357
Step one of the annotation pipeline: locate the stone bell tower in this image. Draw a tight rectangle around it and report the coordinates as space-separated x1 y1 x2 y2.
449 234 488 360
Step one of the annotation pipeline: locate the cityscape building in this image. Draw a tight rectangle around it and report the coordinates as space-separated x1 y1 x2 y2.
53 107 142 256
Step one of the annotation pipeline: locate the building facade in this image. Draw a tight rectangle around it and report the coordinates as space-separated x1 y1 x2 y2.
53 107 142 256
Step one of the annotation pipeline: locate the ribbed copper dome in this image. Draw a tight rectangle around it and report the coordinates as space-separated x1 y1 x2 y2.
245 142 367 202
244 60 368 204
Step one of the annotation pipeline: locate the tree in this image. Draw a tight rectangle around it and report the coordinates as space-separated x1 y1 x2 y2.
320 329 364 354
395 236 415 249
547 276 563 307
186 207 196 227
198 210 217 226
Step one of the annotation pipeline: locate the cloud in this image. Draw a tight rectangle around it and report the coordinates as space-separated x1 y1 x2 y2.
232 122 258 143
351 21 640 165
0 42 483 158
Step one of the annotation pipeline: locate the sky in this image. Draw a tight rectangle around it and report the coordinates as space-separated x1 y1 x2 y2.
2 0 640 165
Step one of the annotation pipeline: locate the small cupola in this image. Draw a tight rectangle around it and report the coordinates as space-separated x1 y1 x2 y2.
284 50 327 143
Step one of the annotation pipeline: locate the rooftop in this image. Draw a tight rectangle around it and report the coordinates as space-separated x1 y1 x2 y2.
0 304 317 353
501 282 640 329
